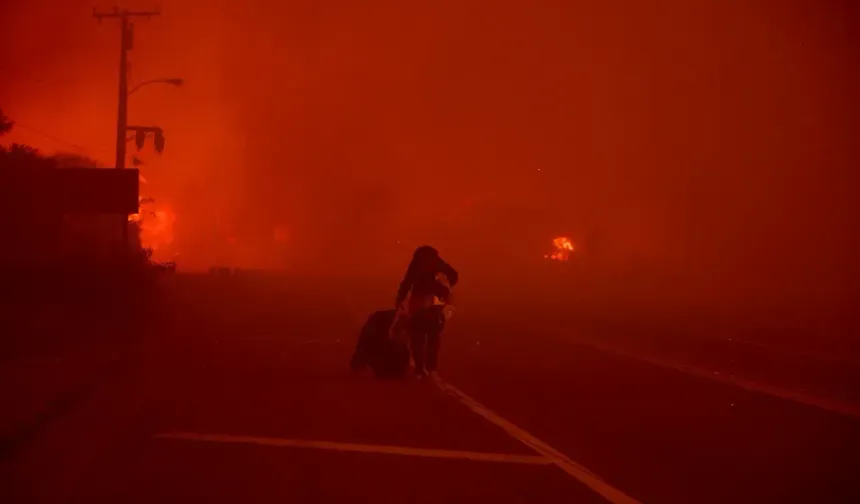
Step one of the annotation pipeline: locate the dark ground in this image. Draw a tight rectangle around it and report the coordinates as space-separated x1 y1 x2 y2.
1 272 858 503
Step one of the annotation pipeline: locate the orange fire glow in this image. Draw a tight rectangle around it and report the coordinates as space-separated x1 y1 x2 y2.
545 236 574 262
128 174 176 258
129 204 176 254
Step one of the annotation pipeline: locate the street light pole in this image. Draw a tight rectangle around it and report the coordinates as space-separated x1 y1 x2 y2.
94 7 160 256
116 14 129 173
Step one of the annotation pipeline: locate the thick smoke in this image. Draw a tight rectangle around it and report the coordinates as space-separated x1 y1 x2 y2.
2 0 857 319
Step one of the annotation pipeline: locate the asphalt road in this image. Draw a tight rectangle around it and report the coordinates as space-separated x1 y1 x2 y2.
2 274 858 503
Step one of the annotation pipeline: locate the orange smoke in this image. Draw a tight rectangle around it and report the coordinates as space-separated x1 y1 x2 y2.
545 236 574 262
273 225 289 244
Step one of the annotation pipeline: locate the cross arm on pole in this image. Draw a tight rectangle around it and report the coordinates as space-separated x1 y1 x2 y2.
93 7 161 21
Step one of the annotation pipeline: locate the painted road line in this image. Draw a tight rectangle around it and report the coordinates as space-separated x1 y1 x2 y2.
434 377 641 504
727 338 860 367
569 338 860 420
154 432 552 465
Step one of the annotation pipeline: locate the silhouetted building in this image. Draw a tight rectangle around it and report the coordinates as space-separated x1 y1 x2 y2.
0 165 139 268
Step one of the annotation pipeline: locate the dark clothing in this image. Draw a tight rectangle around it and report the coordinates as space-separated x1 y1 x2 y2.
409 305 446 373
351 247 457 380
395 250 459 309
395 246 458 374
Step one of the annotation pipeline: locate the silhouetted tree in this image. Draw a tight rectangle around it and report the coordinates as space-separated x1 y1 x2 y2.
0 143 53 172
0 109 147 268
0 108 13 136
52 151 102 169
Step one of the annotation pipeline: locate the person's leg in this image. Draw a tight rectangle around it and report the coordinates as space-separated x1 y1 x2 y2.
425 307 445 373
410 329 427 375
409 309 434 376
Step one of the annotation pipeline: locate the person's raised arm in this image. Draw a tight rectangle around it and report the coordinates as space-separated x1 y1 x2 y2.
438 259 459 287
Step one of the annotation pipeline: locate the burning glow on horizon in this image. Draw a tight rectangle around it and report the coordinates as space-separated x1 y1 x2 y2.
129 173 176 257
545 236 574 262
129 205 177 254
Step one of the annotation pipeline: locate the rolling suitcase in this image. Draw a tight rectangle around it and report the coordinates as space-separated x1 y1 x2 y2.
350 309 411 379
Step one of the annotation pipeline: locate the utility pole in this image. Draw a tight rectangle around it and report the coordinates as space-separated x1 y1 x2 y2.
93 6 160 257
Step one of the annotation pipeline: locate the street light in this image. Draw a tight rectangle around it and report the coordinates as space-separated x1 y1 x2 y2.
124 78 183 150
126 78 183 154
116 76 183 170
128 77 184 96
95 8 176 259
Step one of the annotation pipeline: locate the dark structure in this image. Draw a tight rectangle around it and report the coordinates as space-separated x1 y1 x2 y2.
0 166 139 266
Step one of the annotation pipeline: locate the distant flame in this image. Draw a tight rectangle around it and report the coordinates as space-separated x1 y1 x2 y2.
544 236 574 262
129 174 176 257
130 205 176 253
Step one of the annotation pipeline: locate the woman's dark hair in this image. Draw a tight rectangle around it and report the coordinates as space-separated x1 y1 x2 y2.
413 245 439 259
409 246 440 275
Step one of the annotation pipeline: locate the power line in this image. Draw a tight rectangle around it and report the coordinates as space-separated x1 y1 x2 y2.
9 122 102 155
93 6 162 251
92 5 161 171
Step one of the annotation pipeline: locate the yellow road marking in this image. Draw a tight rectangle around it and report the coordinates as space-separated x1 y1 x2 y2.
572 338 860 420
434 377 642 504
154 432 552 465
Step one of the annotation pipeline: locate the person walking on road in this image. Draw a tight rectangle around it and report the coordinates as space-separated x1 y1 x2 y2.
393 246 458 379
